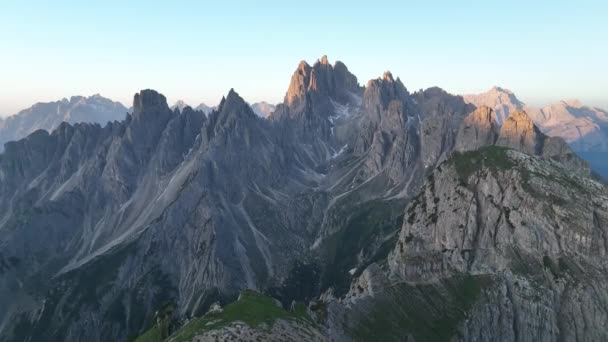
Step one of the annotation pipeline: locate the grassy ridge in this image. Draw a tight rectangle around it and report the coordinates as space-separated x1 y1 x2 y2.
450 146 514 183
140 290 314 342
349 275 494 342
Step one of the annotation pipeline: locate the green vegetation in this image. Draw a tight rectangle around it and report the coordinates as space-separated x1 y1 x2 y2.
134 323 166 342
450 146 514 183
134 303 175 342
268 260 320 307
320 199 405 295
349 275 494 342
168 290 313 341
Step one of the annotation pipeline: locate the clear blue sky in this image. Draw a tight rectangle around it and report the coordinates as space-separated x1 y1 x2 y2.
1 0 606 115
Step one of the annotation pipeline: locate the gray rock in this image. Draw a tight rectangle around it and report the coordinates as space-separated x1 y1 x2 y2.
0 94 127 152
455 105 499 152
497 109 589 174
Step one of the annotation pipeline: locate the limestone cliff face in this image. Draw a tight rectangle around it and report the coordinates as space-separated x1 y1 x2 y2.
323 147 608 341
280 55 362 118
416 87 474 169
352 72 417 186
497 110 589 174
389 147 607 279
496 110 545 155
455 105 499 152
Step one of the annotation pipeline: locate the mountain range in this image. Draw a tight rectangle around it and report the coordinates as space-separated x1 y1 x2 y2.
464 87 608 178
0 95 127 152
171 100 276 118
0 97 275 155
0 56 607 341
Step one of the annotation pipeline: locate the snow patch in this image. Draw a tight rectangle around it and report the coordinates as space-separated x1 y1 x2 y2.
331 144 348 159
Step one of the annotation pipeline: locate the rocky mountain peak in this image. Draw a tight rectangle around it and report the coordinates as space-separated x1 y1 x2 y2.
490 85 513 94
126 89 174 153
279 55 360 120
455 105 499 152
285 61 313 108
364 72 409 112
562 99 583 108
463 86 525 124
212 89 258 131
218 89 248 113
319 54 330 65
133 89 169 117
495 109 589 173
382 71 394 82
496 110 544 155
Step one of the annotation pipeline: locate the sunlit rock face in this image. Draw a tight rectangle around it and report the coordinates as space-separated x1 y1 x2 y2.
463 86 524 125
496 110 544 155
464 87 608 153
496 110 589 174
455 105 499 152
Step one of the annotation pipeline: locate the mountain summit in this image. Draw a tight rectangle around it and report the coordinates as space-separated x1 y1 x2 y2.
463 86 524 124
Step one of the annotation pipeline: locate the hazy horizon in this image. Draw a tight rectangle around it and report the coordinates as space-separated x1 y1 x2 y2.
1 1 607 116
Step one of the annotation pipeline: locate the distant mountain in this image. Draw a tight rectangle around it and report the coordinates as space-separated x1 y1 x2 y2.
170 100 189 112
172 100 273 117
0 94 127 151
526 100 608 152
250 101 276 118
464 87 608 153
194 103 215 114
463 86 524 124
170 101 215 114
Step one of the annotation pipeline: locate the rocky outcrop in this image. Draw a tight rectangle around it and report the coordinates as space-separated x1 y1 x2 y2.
497 110 589 174
351 72 416 185
415 87 475 169
390 146 606 278
496 110 544 155
455 105 499 152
